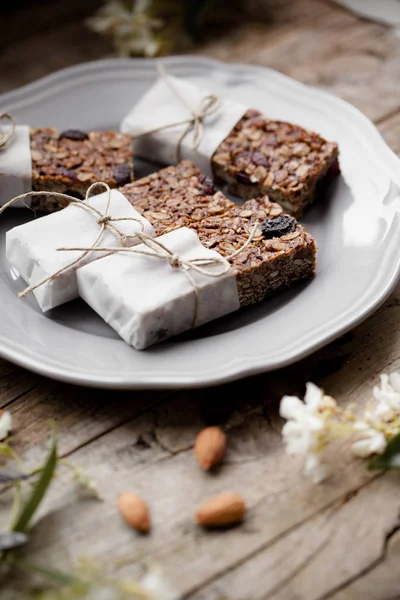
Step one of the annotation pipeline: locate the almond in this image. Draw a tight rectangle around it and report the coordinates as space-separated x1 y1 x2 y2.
117 492 150 533
195 492 246 528
195 426 227 470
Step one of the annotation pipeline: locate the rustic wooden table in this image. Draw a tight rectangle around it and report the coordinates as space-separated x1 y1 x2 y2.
1 1 400 598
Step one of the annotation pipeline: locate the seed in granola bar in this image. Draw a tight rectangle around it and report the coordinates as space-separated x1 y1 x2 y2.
198 173 216 196
59 129 89 141
261 214 297 239
113 164 132 186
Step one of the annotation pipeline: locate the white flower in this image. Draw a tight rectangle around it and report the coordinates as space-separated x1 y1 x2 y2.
303 454 329 484
87 0 163 57
351 421 386 458
0 411 12 441
372 373 400 421
139 566 180 600
280 382 326 455
280 383 331 484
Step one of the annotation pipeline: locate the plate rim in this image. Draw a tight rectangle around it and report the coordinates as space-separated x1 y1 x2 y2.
1 55 399 389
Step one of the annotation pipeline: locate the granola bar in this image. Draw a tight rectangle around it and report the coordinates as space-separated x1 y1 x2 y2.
191 197 316 306
76 200 315 349
212 110 339 218
124 161 316 307
29 128 134 211
120 160 235 235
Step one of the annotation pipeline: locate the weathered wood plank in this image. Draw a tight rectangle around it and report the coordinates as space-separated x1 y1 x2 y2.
0 360 40 409
378 110 400 156
202 4 400 122
2 382 173 461
0 399 376 598
192 474 400 600
328 529 400 600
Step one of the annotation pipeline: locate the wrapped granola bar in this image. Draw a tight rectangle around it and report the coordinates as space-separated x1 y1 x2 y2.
77 228 240 349
77 192 316 349
6 189 153 312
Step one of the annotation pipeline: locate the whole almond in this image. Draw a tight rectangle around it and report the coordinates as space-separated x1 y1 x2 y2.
117 492 150 533
195 426 227 470
196 492 246 528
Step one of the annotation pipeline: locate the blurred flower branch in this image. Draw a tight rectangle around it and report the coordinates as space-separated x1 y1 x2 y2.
86 0 267 57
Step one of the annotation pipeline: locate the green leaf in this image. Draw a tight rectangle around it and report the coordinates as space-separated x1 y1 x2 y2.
369 432 400 470
14 558 85 588
11 433 58 532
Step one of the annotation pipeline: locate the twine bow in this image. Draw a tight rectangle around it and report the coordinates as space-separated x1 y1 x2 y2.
0 183 145 299
132 64 221 162
58 221 259 328
0 113 16 150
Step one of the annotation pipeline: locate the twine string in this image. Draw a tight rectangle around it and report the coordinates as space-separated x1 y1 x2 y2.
0 113 16 150
58 221 260 328
131 64 221 162
0 183 145 299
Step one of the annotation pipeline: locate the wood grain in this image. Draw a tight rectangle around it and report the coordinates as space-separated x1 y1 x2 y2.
1 1 400 598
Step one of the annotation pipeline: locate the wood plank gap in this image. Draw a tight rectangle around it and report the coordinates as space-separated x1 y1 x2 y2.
374 106 400 126
57 388 180 460
316 522 400 600
183 474 384 598
0 385 39 411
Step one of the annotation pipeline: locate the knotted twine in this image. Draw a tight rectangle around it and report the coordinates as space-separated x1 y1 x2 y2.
0 113 16 150
58 221 260 329
0 183 145 299
130 63 221 162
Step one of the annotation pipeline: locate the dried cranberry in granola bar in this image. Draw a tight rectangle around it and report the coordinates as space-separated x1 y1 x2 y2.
29 128 134 211
212 110 339 219
190 196 316 306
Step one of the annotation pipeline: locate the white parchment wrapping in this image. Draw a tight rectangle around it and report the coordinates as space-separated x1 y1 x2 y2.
6 190 155 312
120 76 247 177
0 125 32 207
77 227 240 350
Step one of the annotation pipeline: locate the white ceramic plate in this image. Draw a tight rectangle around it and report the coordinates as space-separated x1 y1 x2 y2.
1 56 400 389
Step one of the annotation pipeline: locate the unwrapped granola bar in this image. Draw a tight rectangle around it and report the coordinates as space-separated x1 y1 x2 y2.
119 160 235 235
30 128 134 210
0 125 134 210
212 110 339 218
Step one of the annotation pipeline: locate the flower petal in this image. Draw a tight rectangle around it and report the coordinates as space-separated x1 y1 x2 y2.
303 454 329 484
351 427 386 458
279 395 305 420
304 382 323 411
0 411 12 441
389 371 400 393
